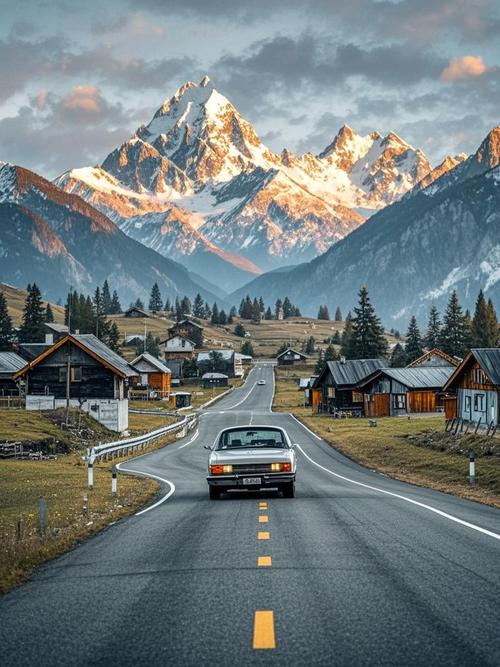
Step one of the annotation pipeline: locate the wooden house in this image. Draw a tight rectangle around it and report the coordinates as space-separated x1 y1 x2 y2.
0 352 26 396
360 366 455 417
443 349 500 426
168 319 203 343
13 334 138 432
131 353 171 398
201 372 229 388
408 348 460 369
197 350 243 378
276 348 308 366
44 322 69 344
124 306 149 318
313 359 386 415
161 334 196 360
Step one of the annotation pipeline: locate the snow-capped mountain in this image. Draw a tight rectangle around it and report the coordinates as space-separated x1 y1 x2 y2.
56 76 438 284
0 162 223 305
230 128 500 325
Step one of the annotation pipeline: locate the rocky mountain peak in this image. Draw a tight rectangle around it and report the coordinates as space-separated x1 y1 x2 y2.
474 126 500 170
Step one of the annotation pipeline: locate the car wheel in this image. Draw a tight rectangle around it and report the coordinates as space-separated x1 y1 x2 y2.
209 486 221 500
282 481 295 498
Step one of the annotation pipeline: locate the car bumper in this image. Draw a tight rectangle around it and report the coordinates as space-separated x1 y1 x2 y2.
207 473 295 489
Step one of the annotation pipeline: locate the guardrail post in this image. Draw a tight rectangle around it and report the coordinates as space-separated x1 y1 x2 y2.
112 465 117 496
468 448 476 485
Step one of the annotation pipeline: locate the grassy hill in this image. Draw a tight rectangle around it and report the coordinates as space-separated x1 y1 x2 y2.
1 283 65 326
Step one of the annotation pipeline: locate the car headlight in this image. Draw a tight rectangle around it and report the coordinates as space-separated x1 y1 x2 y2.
210 464 233 475
271 462 292 472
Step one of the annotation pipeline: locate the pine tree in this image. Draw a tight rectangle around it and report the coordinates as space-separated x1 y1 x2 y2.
134 298 145 310
334 306 342 322
258 296 265 312
340 317 354 358
0 291 13 350
180 296 192 315
390 343 407 367
19 283 45 343
305 336 316 355
424 305 441 349
102 280 112 314
252 300 261 323
318 305 330 320
145 331 160 356
265 306 273 320
193 293 205 318
219 310 227 325
234 323 246 337
283 296 293 318
241 340 254 356
439 290 468 358
190 326 204 348
108 322 121 353
347 287 388 359
110 290 122 314
324 344 338 362
472 290 498 347
44 302 54 323
405 315 424 363
275 298 283 319
211 302 219 325
164 297 171 313
149 283 163 312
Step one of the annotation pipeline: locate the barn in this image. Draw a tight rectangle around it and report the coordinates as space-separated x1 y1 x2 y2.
313 358 385 415
201 372 229 388
276 348 308 366
443 349 500 427
131 353 171 398
361 366 455 417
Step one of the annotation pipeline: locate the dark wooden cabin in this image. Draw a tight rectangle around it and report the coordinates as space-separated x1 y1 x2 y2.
276 348 308 366
168 319 203 343
313 358 385 415
124 306 149 318
443 349 500 426
360 366 455 417
201 372 229 388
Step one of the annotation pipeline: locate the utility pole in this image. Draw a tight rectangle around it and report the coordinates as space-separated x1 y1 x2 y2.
66 341 71 424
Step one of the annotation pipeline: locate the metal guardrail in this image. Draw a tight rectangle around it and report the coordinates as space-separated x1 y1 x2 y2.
85 414 198 464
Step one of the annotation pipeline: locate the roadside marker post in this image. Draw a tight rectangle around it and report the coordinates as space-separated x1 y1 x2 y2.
468 448 476 485
87 448 95 490
112 465 117 496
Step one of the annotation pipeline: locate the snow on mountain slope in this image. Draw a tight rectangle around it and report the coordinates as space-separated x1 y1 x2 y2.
56 76 445 284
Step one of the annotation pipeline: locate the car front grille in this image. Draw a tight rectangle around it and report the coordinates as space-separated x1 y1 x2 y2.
231 463 274 474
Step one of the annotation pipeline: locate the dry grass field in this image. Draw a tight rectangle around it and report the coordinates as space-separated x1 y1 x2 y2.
1 282 65 325
273 366 500 508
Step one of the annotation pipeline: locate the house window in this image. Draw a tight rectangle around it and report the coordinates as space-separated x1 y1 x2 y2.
393 394 406 410
59 367 82 382
327 387 336 398
472 368 486 385
352 391 363 403
474 393 485 412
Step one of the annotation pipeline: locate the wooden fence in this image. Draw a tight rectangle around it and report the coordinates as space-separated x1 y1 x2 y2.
0 396 25 409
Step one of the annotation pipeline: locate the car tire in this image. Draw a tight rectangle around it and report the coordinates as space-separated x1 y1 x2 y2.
282 481 295 498
209 486 221 500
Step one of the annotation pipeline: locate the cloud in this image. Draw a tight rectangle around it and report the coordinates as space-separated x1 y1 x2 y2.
92 11 164 36
441 55 488 81
0 87 133 177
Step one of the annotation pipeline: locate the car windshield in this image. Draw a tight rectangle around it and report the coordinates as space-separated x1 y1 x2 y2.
216 428 287 450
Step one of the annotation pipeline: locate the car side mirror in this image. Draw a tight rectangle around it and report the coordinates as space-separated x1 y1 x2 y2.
292 443 299 449
204 444 212 451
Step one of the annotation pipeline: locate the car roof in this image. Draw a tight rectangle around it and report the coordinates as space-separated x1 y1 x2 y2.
215 424 288 439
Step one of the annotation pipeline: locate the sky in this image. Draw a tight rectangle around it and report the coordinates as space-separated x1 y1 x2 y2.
0 0 498 178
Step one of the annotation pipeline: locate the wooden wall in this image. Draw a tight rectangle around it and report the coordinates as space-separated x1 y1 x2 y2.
408 391 436 413
364 393 390 417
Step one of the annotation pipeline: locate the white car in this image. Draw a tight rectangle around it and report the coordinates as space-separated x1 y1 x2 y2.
257 379 266 385
206 425 297 499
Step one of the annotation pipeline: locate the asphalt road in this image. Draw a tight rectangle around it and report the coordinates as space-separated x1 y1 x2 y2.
1 363 500 666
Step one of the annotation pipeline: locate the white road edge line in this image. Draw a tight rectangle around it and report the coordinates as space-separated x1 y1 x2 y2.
115 463 176 516
295 444 500 542
289 413 321 440
177 429 199 450
224 382 257 410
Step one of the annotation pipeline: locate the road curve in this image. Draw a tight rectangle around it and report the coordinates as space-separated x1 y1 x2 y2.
1 362 500 666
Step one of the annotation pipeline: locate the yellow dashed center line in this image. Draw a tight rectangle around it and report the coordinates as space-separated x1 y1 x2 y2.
258 531 270 540
253 611 276 649
259 502 268 510
258 515 268 523
258 556 272 567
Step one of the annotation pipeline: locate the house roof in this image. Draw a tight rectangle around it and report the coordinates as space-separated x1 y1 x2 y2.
320 359 386 387
276 347 307 359
444 348 500 390
44 322 69 333
202 372 228 379
17 343 51 361
14 334 138 380
407 348 460 368
131 353 171 374
364 366 455 390
0 352 27 376
197 349 235 362
124 306 149 317
160 334 196 347
299 376 317 389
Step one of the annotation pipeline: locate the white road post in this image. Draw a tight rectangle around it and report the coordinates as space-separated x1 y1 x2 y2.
87 448 95 490
468 448 476 485
112 465 117 496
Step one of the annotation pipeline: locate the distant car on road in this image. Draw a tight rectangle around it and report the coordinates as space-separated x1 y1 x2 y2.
206 425 297 499
257 379 266 385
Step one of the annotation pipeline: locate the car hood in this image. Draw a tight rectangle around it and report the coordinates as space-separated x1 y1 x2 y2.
210 448 292 465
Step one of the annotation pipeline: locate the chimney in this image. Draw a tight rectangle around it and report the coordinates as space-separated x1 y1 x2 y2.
45 333 54 345
340 356 346 364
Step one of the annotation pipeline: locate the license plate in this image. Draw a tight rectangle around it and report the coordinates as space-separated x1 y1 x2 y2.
242 477 261 485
